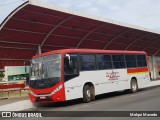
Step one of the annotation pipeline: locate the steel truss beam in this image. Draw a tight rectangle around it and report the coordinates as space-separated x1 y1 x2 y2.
103 30 130 50
76 23 106 48
125 34 149 50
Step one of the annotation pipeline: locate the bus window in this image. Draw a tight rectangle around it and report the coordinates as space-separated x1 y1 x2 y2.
125 55 137 68
137 55 147 67
79 54 96 71
112 55 126 68
96 54 112 70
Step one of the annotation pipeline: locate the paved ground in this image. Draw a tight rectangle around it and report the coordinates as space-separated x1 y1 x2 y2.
1 85 160 120
0 96 29 106
0 80 160 111
29 86 160 111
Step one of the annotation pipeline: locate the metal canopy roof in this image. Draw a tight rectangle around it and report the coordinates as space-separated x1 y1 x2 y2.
0 0 160 69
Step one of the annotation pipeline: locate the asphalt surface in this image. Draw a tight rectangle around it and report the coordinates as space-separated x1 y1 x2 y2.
0 96 29 106
1 86 160 120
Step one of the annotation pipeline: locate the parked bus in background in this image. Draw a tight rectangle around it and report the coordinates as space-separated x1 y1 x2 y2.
28 49 150 103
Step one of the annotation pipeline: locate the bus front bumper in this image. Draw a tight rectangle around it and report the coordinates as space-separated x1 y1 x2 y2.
29 92 65 103
29 84 65 103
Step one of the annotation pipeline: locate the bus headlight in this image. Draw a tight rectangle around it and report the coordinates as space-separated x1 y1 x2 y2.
51 84 63 95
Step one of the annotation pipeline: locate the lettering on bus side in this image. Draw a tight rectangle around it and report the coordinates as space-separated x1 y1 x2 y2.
106 71 120 80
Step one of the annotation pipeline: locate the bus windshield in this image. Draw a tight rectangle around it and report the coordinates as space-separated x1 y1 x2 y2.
30 54 61 80
29 54 62 89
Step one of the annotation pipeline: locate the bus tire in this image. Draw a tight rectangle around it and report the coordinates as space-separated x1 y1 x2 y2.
130 79 138 93
90 85 95 101
83 85 91 103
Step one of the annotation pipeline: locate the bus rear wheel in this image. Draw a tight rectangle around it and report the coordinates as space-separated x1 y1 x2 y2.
130 79 138 93
90 86 95 101
83 85 91 103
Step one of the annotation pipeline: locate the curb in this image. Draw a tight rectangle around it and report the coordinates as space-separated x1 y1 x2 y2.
0 98 8 100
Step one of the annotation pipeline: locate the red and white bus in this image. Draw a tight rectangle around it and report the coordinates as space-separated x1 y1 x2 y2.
29 49 150 103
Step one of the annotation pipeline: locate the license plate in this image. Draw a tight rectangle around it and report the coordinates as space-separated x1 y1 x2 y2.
40 96 46 99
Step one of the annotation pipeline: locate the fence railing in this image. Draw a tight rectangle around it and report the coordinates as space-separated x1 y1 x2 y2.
0 83 28 98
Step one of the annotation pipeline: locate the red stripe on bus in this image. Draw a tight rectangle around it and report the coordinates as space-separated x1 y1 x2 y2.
127 67 149 74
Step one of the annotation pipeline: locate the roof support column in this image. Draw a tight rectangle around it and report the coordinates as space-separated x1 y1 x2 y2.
38 45 41 54
151 55 157 80
154 48 160 56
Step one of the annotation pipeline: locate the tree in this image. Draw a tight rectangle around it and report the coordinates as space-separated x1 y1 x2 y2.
0 72 4 78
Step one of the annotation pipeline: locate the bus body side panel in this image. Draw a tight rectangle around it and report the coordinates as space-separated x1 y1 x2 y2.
64 69 130 101
127 68 150 88
64 67 150 101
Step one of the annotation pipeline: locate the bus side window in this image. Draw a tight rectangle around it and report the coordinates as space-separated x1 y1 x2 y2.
136 55 147 67
125 55 137 68
112 55 126 69
64 54 79 75
96 54 112 70
79 54 96 71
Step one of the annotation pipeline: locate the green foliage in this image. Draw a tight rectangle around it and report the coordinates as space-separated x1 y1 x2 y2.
0 72 4 77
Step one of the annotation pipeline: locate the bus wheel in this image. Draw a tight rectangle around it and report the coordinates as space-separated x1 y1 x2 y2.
83 85 91 103
130 79 138 93
90 86 95 101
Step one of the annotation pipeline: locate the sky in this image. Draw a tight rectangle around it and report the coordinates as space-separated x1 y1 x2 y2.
0 0 160 31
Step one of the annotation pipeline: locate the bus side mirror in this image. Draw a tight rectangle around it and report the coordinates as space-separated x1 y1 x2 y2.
64 54 79 75
65 54 74 68
69 60 74 68
64 56 74 69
